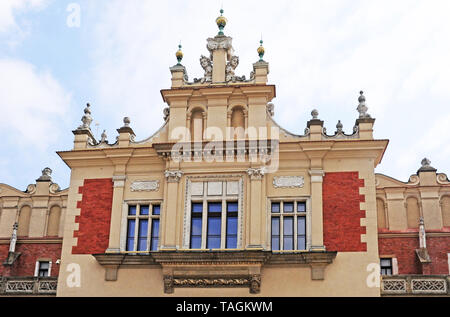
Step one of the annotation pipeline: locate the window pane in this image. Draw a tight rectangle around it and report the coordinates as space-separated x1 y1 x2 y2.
128 205 137 216
137 220 148 251
271 217 280 250
150 220 159 251
284 217 293 235
192 203 203 213
227 202 238 212
380 259 392 267
297 236 306 250
283 217 294 250
226 216 238 249
153 205 161 215
271 217 280 235
191 218 202 236
284 202 294 213
207 216 221 249
297 202 306 212
297 217 306 235
208 202 222 213
208 218 221 236
140 205 149 215
39 262 49 269
271 203 280 213
191 237 202 249
226 237 237 249
227 217 238 235
126 219 135 251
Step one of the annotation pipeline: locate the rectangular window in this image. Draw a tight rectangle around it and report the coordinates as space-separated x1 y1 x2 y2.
271 201 307 251
38 261 50 277
380 258 393 276
126 203 161 252
188 180 242 250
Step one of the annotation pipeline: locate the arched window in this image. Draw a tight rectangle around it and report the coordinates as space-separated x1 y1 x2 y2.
17 205 31 237
190 109 204 142
47 206 61 236
441 196 450 227
376 199 387 229
230 107 245 139
406 197 420 229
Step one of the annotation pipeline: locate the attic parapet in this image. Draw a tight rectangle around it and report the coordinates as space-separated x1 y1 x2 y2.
116 117 135 147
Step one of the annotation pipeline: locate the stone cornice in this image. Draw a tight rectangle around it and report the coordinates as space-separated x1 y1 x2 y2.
93 250 337 293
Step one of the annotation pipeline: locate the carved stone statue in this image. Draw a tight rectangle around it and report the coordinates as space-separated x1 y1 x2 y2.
357 91 371 119
226 55 239 81
79 103 93 130
37 167 52 181
199 55 212 83
163 107 170 121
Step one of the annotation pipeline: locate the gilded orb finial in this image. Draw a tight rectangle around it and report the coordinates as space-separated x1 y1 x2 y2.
257 39 265 62
175 44 183 65
216 9 227 36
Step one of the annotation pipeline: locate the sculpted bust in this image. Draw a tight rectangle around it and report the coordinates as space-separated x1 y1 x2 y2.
199 55 212 83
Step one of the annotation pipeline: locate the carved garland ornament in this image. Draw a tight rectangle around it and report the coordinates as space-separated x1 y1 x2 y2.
273 176 304 188
130 180 160 192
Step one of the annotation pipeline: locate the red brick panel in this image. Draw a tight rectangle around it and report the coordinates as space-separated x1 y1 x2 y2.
427 236 450 274
378 237 421 274
322 172 367 252
0 244 10 275
72 178 113 255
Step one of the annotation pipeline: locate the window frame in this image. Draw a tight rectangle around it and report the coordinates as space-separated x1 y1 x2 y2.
34 260 52 277
120 200 162 253
184 177 243 250
268 198 311 252
380 257 393 276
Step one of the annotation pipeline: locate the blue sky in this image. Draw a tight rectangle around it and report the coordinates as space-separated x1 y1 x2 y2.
1 0 450 190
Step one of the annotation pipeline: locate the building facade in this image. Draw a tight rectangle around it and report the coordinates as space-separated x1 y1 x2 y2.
1 12 449 297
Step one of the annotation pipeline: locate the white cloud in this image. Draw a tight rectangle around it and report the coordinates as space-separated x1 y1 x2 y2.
0 58 72 150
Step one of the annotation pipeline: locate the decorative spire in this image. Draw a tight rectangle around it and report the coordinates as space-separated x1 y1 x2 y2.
257 39 265 62
356 91 371 119
216 8 227 36
175 43 183 65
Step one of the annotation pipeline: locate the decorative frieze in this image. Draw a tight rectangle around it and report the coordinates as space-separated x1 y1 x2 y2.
164 170 183 183
130 180 160 192
273 176 304 189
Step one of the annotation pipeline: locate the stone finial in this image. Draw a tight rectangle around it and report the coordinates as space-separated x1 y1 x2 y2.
257 40 265 62
79 103 93 129
417 157 437 174
123 117 131 127
175 44 183 65
216 8 227 36
357 91 371 119
311 109 319 120
37 167 52 182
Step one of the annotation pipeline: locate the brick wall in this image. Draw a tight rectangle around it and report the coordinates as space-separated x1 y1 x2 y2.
378 235 450 275
322 172 367 252
0 242 62 277
72 178 113 255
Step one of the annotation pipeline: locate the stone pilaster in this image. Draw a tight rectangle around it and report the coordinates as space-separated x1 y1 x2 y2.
309 169 326 251
160 170 183 250
246 168 266 249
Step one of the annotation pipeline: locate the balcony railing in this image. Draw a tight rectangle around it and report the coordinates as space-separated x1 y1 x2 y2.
0 276 57 296
381 275 449 296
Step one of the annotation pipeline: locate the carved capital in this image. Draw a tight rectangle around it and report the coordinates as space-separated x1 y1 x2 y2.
247 168 266 180
309 170 325 183
165 170 183 183
112 175 126 188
